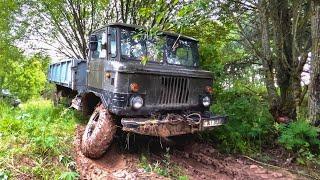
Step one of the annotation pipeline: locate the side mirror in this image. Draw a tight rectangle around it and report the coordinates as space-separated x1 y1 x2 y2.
89 35 98 51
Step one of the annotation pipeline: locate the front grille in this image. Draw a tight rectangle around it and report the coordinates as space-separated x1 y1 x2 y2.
158 76 190 105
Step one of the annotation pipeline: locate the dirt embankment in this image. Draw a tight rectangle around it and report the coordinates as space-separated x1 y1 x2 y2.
74 125 303 180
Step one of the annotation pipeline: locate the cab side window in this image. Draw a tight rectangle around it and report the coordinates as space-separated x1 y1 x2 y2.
92 31 107 59
109 28 117 57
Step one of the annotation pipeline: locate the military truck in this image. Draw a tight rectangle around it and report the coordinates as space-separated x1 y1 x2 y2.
48 23 226 159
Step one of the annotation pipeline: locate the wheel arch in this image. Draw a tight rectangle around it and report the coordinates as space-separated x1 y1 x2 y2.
81 92 106 117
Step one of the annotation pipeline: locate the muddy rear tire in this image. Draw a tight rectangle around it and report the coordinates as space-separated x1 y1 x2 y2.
81 103 116 159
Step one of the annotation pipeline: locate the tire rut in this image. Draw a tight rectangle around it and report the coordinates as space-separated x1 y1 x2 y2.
168 143 301 180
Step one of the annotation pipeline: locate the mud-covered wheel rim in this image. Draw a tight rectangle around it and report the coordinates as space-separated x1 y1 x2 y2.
86 112 99 137
81 103 116 159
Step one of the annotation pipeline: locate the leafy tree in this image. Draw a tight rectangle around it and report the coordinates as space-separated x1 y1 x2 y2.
216 0 312 121
0 0 20 88
181 20 236 88
0 0 49 100
26 0 202 59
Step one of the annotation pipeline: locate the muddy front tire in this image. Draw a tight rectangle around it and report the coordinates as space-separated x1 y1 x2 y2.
81 103 116 159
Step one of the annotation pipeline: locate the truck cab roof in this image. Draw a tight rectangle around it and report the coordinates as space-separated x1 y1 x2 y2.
93 22 199 42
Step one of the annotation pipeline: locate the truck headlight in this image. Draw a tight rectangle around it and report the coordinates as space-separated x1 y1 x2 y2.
130 96 144 109
202 96 211 107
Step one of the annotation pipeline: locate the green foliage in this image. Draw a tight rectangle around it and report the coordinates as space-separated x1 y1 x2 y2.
181 19 249 92
0 99 78 179
0 171 9 180
41 83 56 100
140 152 170 177
206 88 275 154
0 0 19 39
58 171 80 180
278 120 320 163
3 53 50 101
0 0 49 101
278 121 320 151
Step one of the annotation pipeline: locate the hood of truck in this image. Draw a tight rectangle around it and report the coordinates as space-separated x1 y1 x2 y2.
105 61 212 79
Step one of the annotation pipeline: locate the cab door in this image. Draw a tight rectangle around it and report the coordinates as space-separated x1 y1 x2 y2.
87 30 108 90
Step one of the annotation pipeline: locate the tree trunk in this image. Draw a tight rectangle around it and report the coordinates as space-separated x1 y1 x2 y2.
270 0 297 120
259 0 281 119
309 0 320 125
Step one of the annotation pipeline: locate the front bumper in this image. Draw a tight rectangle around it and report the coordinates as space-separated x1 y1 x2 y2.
121 112 227 137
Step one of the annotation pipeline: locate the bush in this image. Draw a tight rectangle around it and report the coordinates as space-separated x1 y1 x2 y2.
203 88 275 154
1 53 50 101
278 120 320 163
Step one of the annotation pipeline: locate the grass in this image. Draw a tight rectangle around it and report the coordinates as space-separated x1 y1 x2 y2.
0 98 80 179
0 98 188 180
139 148 188 180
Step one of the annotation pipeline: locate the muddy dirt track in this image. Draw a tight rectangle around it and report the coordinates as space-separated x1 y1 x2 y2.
75 125 304 180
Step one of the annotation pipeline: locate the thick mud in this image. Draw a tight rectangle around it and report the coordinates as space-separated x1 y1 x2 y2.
75 126 166 180
74 125 303 180
168 144 298 180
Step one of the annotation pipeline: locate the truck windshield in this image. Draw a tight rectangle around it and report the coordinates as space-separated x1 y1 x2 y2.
166 37 199 67
120 29 163 62
120 29 199 67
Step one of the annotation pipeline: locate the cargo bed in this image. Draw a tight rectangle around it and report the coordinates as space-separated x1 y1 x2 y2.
48 59 87 93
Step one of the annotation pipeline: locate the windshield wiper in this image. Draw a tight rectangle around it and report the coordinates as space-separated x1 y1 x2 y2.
171 34 181 51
